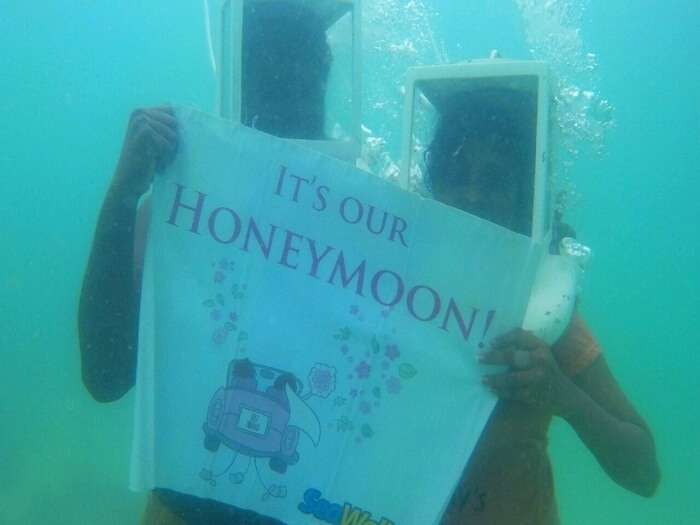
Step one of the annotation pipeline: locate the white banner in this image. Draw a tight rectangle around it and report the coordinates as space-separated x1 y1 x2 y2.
130 107 541 525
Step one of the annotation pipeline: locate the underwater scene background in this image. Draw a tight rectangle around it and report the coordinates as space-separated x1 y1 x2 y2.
1 0 698 523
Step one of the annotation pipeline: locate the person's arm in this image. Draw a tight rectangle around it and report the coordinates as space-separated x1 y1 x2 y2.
79 107 178 402
562 355 660 496
480 328 660 497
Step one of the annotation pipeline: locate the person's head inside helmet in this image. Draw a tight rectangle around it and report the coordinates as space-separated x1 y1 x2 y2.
425 88 537 236
241 2 332 140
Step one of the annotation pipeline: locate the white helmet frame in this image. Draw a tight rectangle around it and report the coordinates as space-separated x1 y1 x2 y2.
216 0 363 160
400 59 553 244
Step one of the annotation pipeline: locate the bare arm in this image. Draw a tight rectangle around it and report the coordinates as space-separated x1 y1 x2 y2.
78 107 177 402
562 355 660 496
78 180 141 402
481 329 660 497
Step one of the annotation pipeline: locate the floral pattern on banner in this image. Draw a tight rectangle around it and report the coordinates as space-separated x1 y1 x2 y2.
200 260 349 500
307 364 337 399
331 303 418 444
202 260 418 447
202 258 249 355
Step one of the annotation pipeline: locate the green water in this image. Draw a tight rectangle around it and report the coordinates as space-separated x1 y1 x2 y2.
1 1 698 523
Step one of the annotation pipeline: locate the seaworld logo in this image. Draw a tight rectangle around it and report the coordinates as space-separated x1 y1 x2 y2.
299 488 395 525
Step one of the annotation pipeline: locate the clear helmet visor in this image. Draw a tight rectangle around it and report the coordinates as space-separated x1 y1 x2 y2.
402 61 551 240
211 0 360 151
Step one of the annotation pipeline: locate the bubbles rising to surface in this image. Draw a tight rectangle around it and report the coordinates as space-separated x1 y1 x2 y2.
360 0 443 185
515 0 615 213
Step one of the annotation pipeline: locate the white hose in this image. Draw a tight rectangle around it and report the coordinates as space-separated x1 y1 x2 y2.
203 0 217 75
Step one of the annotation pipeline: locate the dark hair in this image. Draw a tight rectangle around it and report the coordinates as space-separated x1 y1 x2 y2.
424 87 537 233
241 2 333 139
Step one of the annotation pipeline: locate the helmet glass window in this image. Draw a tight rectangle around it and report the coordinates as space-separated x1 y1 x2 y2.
413 76 539 237
240 1 354 141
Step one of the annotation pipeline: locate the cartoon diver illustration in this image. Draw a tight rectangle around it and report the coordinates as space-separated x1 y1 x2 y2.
200 359 322 497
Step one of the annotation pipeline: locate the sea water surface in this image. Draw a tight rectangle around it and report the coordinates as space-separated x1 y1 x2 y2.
1 1 698 523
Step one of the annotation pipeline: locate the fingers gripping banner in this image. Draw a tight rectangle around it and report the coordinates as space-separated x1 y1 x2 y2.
130 107 540 524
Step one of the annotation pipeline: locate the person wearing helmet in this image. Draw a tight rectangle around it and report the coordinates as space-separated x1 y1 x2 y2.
425 89 660 525
79 3 334 524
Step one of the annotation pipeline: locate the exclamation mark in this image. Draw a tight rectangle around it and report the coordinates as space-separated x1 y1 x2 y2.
478 310 495 349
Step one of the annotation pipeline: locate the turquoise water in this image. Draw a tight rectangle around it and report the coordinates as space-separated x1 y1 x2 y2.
1 1 698 523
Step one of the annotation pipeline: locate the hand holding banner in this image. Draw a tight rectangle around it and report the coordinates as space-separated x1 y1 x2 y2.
131 107 540 524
